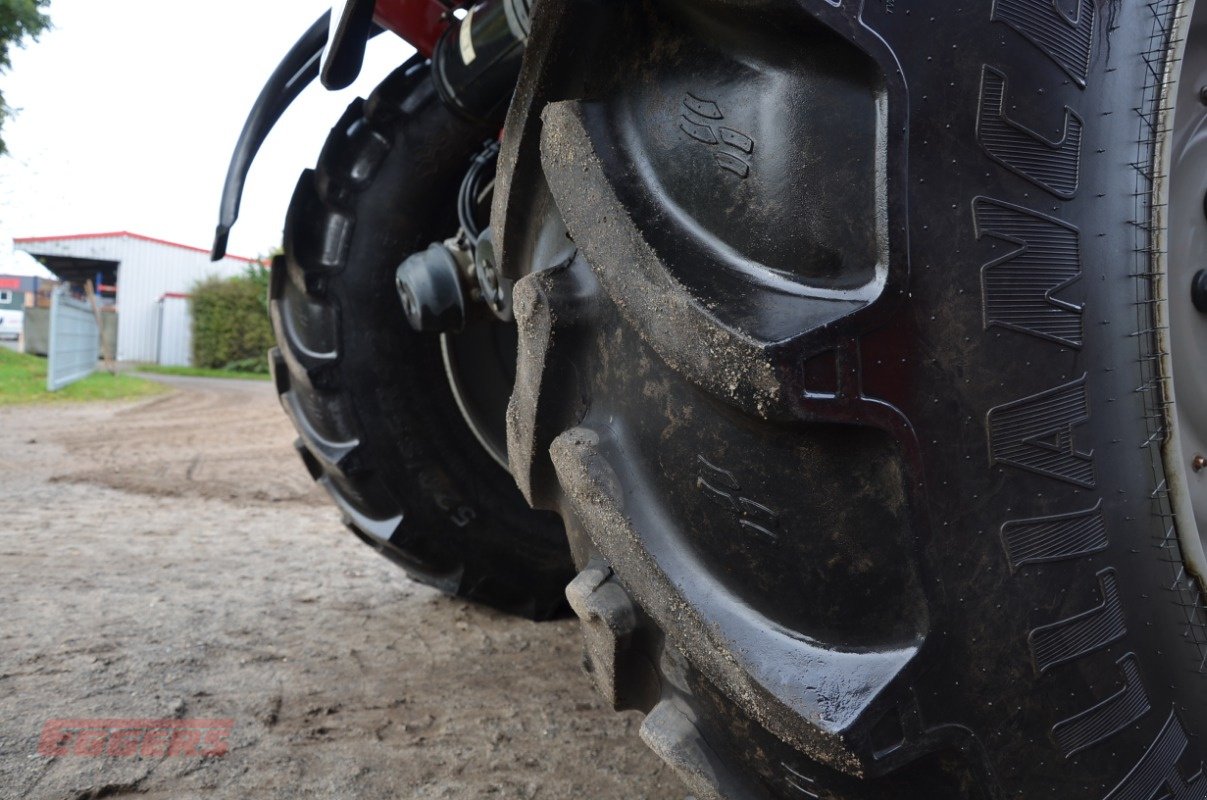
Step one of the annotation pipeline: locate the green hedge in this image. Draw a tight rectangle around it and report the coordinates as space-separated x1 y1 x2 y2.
191 265 273 373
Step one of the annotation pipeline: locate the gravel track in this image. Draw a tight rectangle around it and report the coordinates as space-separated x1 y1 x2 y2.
0 375 683 799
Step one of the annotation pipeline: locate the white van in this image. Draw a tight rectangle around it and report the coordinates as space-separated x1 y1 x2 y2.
0 309 24 340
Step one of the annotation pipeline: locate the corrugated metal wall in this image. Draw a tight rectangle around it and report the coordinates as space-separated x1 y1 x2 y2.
156 295 192 366
14 234 249 362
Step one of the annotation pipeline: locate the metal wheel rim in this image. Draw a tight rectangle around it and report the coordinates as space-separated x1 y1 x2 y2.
1166 0 1207 572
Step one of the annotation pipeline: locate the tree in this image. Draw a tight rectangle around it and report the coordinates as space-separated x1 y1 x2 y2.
0 0 50 156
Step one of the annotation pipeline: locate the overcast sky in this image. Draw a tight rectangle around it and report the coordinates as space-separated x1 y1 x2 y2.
0 0 416 262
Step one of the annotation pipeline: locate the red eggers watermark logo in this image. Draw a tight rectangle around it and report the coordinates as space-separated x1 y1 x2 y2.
38 719 233 757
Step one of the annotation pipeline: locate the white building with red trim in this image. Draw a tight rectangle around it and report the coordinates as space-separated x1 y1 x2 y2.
13 232 253 363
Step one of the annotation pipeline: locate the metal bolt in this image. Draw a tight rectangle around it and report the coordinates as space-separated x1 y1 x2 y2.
473 228 511 321
479 257 499 296
397 280 417 317
1199 85 1207 106
1194 455 1206 472
1193 270 1207 313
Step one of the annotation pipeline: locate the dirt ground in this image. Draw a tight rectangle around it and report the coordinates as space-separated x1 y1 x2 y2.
0 375 684 800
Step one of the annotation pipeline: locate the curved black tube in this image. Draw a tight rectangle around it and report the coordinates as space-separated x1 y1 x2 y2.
211 12 330 260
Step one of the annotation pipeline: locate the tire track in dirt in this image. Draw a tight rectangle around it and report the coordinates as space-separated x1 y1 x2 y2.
0 377 682 799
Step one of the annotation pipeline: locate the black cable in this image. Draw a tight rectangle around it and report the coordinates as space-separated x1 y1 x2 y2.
458 140 501 240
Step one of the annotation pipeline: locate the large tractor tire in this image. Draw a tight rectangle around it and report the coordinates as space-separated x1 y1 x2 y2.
493 0 1207 796
270 58 572 620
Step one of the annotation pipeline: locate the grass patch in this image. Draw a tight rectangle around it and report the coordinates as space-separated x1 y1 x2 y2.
135 364 271 382
0 348 168 406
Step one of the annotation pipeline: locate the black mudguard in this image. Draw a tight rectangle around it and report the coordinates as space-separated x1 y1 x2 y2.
210 12 329 260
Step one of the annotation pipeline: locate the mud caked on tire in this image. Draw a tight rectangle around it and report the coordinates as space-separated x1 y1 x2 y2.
494 0 1207 797
270 59 572 620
